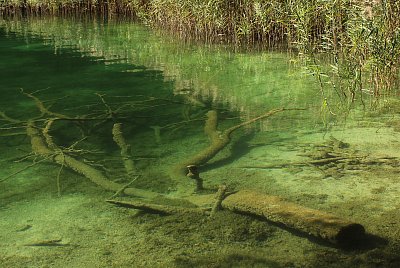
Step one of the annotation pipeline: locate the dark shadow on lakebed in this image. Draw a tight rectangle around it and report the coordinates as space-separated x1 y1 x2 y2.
200 131 255 173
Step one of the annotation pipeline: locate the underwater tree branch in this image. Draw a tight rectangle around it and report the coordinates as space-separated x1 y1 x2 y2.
0 157 51 183
22 89 72 119
26 120 159 199
112 123 136 177
0 111 23 124
174 107 289 176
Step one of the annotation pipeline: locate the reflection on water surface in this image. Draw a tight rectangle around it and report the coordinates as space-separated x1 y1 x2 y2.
0 17 321 116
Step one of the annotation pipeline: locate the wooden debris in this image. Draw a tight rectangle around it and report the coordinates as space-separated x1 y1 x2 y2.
210 185 228 217
26 120 159 199
112 123 136 177
186 165 203 192
107 188 366 246
174 108 286 176
222 190 366 246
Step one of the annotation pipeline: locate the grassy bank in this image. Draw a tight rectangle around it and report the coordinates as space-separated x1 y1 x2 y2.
1 0 400 100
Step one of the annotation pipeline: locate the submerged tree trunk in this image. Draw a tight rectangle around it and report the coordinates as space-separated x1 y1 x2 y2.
222 190 366 246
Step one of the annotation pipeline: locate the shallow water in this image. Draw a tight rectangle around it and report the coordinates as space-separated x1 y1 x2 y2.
1 17 400 267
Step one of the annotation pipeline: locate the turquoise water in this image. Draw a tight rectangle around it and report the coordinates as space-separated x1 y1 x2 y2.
1 17 400 267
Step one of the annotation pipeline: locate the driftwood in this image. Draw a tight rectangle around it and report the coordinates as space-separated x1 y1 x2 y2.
23 239 68 247
107 189 366 247
4 93 366 246
241 135 400 180
222 190 365 246
210 184 227 217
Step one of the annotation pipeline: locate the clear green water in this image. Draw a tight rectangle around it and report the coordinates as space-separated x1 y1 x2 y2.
1 17 400 268
0 18 321 113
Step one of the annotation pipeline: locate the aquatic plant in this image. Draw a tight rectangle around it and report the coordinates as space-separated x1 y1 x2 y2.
292 0 400 105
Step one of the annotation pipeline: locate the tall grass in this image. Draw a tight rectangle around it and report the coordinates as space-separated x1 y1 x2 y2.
0 0 142 18
315 1 400 103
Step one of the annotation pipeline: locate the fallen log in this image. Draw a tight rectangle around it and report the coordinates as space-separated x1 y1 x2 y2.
222 190 366 246
107 188 367 247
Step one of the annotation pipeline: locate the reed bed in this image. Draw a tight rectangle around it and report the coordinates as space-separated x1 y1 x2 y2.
0 0 141 18
1 0 400 99
0 1 363 47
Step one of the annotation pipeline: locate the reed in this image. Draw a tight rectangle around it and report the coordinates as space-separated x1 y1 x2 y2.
0 0 142 18
319 1 400 102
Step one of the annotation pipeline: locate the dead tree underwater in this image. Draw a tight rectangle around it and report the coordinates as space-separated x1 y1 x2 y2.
0 90 367 247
